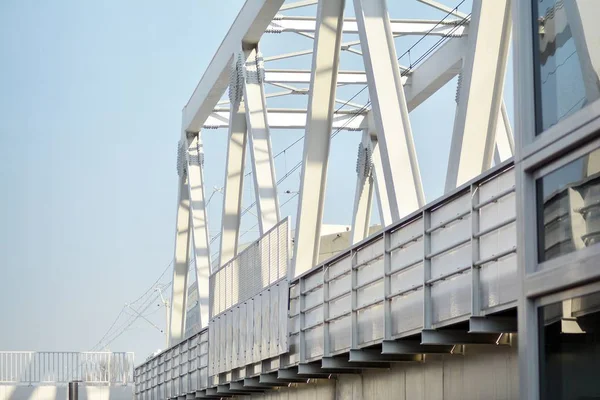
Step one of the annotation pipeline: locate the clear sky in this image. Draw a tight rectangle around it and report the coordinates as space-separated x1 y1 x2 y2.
0 0 511 363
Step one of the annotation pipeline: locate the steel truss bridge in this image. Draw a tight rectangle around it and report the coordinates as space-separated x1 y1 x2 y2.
136 0 522 399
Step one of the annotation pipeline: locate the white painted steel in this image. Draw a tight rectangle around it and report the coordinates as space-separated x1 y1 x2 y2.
292 0 345 278
267 16 467 36
264 69 368 85
351 130 375 244
0 352 134 385
182 0 285 133
354 0 425 222
218 102 247 268
169 177 191 346
242 47 281 235
445 0 512 191
204 108 368 131
186 135 211 330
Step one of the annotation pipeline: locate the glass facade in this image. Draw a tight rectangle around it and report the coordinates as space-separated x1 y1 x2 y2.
538 291 600 399
536 147 600 263
533 0 600 133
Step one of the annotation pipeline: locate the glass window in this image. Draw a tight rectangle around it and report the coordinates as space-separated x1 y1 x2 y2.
537 147 600 263
538 291 600 399
533 0 600 133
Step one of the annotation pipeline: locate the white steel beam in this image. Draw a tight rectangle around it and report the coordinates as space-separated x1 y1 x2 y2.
242 47 280 234
292 0 345 277
403 35 468 110
169 174 191 346
186 134 212 329
182 0 285 133
265 69 368 85
268 16 467 36
351 130 375 244
368 117 392 227
354 0 425 221
205 108 367 130
494 102 514 164
444 0 511 191
218 102 248 268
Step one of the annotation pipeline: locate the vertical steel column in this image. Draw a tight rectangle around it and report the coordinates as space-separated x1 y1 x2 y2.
292 0 345 277
445 0 512 191
351 130 375 244
169 172 192 346
186 134 212 329
470 184 481 317
422 210 432 330
354 0 425 222
242 47 280 235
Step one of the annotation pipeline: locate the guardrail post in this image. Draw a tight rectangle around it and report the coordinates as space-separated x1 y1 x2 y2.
299 278 306 364
351 249 358 349
471 183 482 317
423 210 432 330
383 231 392 340
323 265 330 357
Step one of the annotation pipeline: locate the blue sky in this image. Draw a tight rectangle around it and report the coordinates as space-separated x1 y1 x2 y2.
0 0 511 362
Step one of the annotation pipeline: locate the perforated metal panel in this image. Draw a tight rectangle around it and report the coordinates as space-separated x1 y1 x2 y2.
209 218 290 317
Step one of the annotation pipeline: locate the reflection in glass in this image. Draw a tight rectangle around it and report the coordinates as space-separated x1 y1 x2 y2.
537 147 600 263
533 0 600 133
538 291 600 399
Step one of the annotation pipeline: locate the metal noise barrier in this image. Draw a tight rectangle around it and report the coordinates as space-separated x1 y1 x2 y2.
209 217 290 318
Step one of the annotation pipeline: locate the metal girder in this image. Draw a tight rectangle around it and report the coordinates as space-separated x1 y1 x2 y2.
292 0 345 277
277 367 314 381
403 35 468 110
348 349 423 363
351 130 375 244
168 175 191 346
321 356 390 370
195 390 222 399
229 382 265 393
259 372 304 384
298 363 359 375
264 69 368 84
354 0 425 222
217 101 247 268
186 134 211 329
204 388 230 398
182 0 285 133
242 47 281 235
445 0 512 191
420 329 507 345
469 316 518 333
381 340 452 354
267 16 467 36
204 108 368 131
243 377 285 388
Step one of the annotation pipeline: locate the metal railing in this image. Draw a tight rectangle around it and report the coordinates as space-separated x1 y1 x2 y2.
209 217 290 317
0 352 134 385
136 161 518 399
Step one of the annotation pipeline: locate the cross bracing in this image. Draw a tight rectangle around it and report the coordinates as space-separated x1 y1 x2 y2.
141 0 518 397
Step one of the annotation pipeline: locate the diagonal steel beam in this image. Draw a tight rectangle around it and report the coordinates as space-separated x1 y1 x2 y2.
292 0 346 277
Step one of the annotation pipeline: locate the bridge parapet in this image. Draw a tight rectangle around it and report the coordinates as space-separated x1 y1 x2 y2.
135 161 517 399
